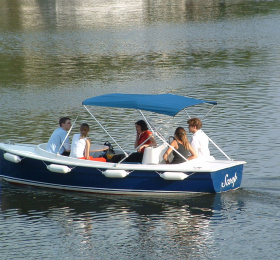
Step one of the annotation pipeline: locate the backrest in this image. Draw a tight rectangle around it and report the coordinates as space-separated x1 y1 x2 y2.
142 143 168 164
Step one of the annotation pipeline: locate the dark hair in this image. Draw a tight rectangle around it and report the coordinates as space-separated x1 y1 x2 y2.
174 127 189 149
187 118 202 129
59 117 71 127
135 120 148 131
80 123 90 138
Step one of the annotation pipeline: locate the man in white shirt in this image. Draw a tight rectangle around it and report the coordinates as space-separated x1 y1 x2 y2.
187 118 210 157
46 117 71 155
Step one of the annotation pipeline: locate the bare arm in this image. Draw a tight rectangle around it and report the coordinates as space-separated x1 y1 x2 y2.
137 134 157 152
134 133 140 149
187 144 198 160
84 139 91 160
163 140 177 163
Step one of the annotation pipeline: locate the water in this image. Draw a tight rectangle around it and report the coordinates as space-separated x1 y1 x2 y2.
1 0 280 259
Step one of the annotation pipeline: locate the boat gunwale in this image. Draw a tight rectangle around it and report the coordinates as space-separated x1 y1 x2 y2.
0 142 246 173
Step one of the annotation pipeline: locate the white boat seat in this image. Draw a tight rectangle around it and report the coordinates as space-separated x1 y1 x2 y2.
142 143 168 164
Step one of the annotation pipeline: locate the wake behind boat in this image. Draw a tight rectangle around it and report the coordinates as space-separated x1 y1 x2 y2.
0 93 246 195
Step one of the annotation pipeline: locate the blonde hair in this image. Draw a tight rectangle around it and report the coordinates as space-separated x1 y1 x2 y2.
174 127 189 150
80 123 89 138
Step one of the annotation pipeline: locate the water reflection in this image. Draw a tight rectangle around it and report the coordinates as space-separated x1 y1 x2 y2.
2 0 279 30
1 183 255 259
1 0 280 87
0 183 220 256
0 183 219 217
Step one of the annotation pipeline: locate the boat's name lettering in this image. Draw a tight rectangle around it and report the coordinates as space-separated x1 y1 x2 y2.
221 173 237 188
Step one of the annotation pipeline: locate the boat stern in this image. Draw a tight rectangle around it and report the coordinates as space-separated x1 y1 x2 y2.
211 164 244 192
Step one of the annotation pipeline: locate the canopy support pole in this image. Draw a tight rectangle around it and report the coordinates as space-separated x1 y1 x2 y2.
202 105 216 120
201 130 231 160
137 110 188 163
183 109 191 119
116 135 154 164
84 106 128 156
57 115 79 155
184 105 229 160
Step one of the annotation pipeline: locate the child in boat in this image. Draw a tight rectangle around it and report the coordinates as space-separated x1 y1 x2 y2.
70 123 106 162
163 127 197 164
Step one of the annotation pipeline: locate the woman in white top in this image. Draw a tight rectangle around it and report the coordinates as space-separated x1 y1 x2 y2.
70 123 106 162
70 123 91 159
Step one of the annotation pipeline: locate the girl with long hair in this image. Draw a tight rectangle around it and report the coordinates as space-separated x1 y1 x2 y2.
70 123 106 162
163 127 197 164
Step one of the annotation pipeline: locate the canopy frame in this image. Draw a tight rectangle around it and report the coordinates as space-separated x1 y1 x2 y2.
82 93 218 117
82 93 231 163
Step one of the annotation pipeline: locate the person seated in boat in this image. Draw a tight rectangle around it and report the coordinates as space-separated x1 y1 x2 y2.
163 127 197 164
111 120 157 163
70 123 106 162
187 117 210 157
46 117 71 156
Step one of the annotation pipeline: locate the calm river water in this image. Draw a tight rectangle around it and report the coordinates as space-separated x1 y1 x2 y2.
1 0 280 259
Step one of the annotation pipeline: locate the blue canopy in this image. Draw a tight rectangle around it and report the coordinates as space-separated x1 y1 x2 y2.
82 93 217 117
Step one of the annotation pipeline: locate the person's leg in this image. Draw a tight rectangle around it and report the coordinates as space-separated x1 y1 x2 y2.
110 154 125 163
62 151 70 156
123 152 143 163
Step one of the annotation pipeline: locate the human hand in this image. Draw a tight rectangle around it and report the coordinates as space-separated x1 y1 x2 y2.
137 145 143 152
